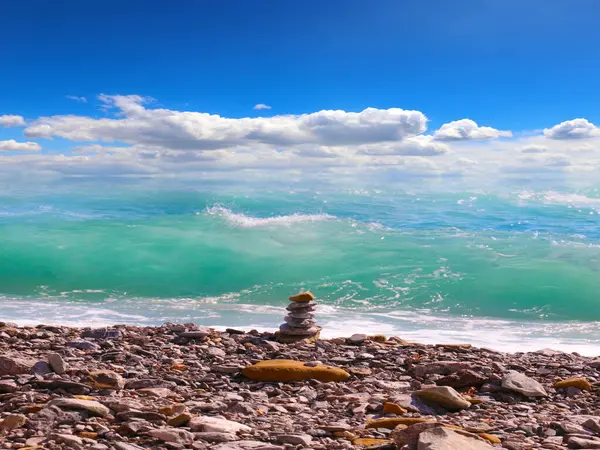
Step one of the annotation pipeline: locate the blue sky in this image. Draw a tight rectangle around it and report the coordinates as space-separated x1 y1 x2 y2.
1 0 600 184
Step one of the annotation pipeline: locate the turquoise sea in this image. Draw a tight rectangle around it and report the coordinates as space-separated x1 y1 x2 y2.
2 182 600 354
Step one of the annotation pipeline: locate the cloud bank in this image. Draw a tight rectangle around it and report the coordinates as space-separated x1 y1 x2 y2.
0 94 599 184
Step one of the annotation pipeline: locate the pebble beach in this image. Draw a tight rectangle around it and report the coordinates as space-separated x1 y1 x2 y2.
1 318 600 450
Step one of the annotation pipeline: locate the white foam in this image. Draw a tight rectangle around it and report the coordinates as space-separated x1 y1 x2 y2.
204 205 334 228
518 191 600 208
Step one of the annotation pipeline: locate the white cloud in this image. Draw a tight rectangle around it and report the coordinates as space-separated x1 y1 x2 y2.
66 95 88 103
25 95 428 150
434 119 512 141
543 119 599 140
520 144 547 153
253 103 271 110
0 140 41 152
357 136 449 156
0 115 26 127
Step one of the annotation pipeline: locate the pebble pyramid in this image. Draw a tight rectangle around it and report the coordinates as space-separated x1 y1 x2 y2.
277 291 320 343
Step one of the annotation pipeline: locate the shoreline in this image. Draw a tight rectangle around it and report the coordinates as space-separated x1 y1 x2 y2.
2 322 600 449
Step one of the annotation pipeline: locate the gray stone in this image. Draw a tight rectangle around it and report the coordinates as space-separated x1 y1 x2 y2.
66 339 99 350
48 353 68 374
213 442 284 450
501 371 548 397
284 316 316 327
189 416 251 433
194 432 237 442
286 301 317 311
417 427 493 450
279 324 318 336
48 398 110 417
413 361 473 378
180 328 211 339
113 444 145 450
275 434 312 445
348 333 367 344
147 428 195 445
414 386 471 411
31 361 53 375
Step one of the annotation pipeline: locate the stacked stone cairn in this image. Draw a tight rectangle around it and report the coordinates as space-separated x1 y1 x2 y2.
277 291 320 343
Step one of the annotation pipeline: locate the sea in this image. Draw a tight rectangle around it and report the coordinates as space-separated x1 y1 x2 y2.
2 180 600 355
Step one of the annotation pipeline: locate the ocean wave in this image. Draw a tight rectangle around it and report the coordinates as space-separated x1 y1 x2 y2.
203 205 335 228
518 190 600 207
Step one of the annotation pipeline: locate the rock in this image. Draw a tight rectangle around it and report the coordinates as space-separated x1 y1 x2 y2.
286 301 317 311
0 414 27 431
414 386 472 411
0 355 35 375
501 371 548 397
180 328 211 339
0 379 18 393
289 291 315 302
82 328 121 339
53 434 84 447
189 416 252 433
48 398 110 417
113 444 145 450
284 316 316 327
148 428 195 445
417 427 494 449
213 441 284 450
278 324 319 336
88 370 125 390
383 402 408 415
391 422 442 448
583 418 600 433
31 360 53 375
413 361 472 378
33 379 91 395
348 333 367 345
48 353 68 374
553 377 592 391
275 434 312 445
167 412 192 427
366 417 436 429
66 339 99 350
195 432 238 442
242 360 350 382
567 436 600 448
478 433 501 444
353 438 393 447
437 369 487 389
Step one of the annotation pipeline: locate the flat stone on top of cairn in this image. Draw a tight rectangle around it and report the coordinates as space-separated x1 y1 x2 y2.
278 291 321 343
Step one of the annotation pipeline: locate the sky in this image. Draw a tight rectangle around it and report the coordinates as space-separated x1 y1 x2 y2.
1 0 600 186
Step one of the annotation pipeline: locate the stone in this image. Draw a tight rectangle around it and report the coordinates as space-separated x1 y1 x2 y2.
88 370 125 390
286 301 317 311
289 291 315 302
583 418 600 433
179 328 211 339
383 402 408 415
148 428 195 445
366 417 436 429
48 398 110 417
478 433 501 444
501 371 548 397
82 328 121 339
213 441 284 450
437 369 487 389
67 339 99 350
114 444 145 450
567 436 600 448
275 434 312 445
0 355 35 375
31 360 53 375
417 427 493 449
284 316 316 327
278 324 319 336
413 361 472 378
348 333 367 345
353 438 393 447
53 434 84 447
48 353 68 374
195 432 238 442
189 416 252 433
242 360 350 382
167 412 192 427
0 379 18 393
553 377 592 391
0 414 27 431
414 386 472 411
391 422 442 448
